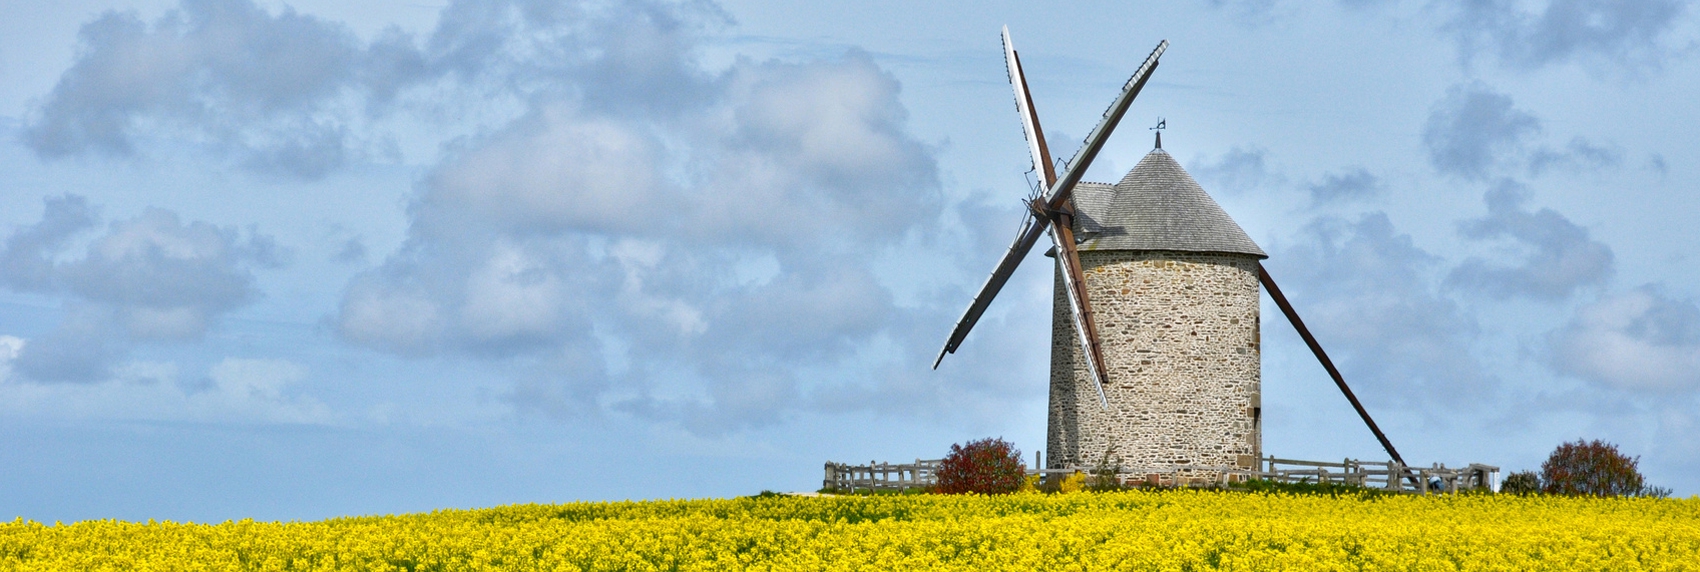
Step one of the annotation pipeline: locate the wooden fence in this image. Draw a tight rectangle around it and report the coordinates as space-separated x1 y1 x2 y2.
1256 457 1499 494
823 460 939 492
823 456 1499 494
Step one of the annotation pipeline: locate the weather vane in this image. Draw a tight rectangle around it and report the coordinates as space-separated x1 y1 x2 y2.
1151 118 1165 148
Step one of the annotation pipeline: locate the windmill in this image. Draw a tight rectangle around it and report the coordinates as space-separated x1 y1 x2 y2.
934 28 1409 476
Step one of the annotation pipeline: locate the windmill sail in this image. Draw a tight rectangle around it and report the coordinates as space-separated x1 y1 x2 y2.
1005 27 1110 406
1049 214 1111 407
1041 40 1165 211
932 217 1048 369
1005 27 1056 183
934 35 1167 374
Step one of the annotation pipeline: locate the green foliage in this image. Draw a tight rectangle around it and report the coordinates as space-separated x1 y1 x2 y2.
1541 439 1653 498
1501 471 1541 496
1086 447 1124 492
935 437 1027 495
1226 478 1393 498
817 487 929 496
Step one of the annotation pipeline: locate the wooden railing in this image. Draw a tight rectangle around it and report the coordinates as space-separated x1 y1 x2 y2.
823 460 940 492
1256 457 1499 494
823 456 1499 494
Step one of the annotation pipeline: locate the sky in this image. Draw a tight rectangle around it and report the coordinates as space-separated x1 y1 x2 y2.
1 0 1697 522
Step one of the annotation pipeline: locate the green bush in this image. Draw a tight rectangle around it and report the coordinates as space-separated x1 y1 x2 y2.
1227 478 1390 498
1501 471 1541 496
935 437 1026 495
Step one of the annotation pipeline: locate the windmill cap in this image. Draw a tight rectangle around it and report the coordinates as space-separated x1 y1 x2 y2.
1072 149 1267 258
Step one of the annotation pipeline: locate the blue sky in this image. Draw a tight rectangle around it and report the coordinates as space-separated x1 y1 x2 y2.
1 0 1697 522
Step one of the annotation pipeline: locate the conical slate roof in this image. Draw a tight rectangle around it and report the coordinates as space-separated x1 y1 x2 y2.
1072 149 1266 258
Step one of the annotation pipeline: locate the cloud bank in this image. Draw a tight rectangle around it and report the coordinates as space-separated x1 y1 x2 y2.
22 0 434 178
1445 0 1691 73
13 0 1052 436
1267 212 1495 411
1550 286 1700 393
323 0 982 435
1446 181 1614 301
0 195 281 382
1423 83 1541 181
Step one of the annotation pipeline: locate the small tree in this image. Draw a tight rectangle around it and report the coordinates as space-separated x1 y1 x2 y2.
1500 470 1540 496
1540 439 1647 498
935 437 1026 495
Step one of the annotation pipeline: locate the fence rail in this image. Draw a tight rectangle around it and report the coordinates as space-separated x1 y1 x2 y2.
823 460 940 492
1256 457 1499 493
823 456 1499 494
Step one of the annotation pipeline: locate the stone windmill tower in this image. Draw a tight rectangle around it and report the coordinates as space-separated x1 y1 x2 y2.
936 28 1411 481
1047 143 1265 476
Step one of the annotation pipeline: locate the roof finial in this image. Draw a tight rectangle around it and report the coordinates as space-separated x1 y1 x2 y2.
1150 118 1165 149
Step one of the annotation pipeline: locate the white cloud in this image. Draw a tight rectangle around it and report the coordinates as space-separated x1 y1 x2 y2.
208 358 306 401
336 275 446 356
0 336 23 383
459 241 572 342
1528 137 1623 176
1444 0 1691 74
610 239 707 336
328 0 959 435
1306 168 1382 205
1423 83 1541 181
1267 213 1496 410
114 360 179 385
423 110 670 236
1424 83 1630 184
1445 181 1614 301
21 0 423 178
1550 286 1700 393
0 195 281 382
0 357 329 425
1189 146 1285 195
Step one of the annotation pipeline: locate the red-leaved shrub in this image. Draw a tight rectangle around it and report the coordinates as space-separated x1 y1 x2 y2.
1540 439 1646 497
935 437 1026 495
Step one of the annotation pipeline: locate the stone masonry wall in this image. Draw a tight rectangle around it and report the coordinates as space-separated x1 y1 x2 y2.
1047 251 1262 479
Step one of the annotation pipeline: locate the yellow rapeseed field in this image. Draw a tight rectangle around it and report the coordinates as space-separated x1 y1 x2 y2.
3 490 1697 571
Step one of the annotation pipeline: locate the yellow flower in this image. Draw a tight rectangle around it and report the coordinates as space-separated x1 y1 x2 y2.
1057 471 1087 493
1019 474 1041 494
3 490 1697 570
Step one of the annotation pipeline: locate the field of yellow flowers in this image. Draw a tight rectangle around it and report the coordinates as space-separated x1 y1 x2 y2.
3 489 1697 571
